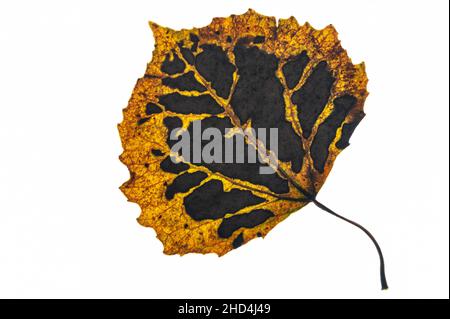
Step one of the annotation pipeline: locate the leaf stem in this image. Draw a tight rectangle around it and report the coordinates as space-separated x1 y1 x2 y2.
310 198 388 290
276 167 388 289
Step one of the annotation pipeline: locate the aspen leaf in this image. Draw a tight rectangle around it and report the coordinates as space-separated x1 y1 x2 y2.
118 9 387 289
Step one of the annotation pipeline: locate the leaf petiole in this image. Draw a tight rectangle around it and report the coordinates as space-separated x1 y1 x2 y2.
311 198 388 290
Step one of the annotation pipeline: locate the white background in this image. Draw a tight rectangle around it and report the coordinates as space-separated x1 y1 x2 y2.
0 0 448 299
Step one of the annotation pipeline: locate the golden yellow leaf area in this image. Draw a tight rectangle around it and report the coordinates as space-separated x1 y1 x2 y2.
118 9 368 256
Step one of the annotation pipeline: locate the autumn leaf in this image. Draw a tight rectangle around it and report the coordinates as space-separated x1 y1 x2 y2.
118 9 387 289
